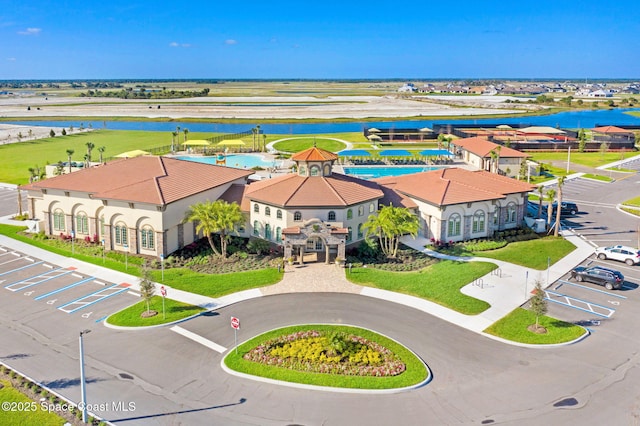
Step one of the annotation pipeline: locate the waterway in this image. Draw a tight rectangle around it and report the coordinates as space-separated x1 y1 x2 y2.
6 108 640 135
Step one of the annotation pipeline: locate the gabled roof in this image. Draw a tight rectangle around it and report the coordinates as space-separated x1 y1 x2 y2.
291 146 338 162
453 137 529 158
244 172 384 208
373 168 535 206
592 125 632 134
21 156 252 205
519 126 566 134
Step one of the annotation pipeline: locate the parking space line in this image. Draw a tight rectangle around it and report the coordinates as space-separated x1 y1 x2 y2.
545 289 615 318
34 277 96 300
0 254 29 267
555 280 627 299
57 283 131 313
170 325 227 353
0 260 44 277
4 268 73 292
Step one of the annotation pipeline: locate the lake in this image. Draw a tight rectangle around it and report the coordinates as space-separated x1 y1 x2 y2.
6 108 640 135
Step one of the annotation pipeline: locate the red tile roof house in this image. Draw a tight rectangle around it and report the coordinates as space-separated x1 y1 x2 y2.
449 136 530 177
20 147 535 260
21 156 253 257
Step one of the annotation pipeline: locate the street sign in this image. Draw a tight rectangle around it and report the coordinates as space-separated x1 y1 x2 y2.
160 286 166 297
230 316 240 330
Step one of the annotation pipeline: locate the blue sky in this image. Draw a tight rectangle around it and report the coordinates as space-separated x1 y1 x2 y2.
1 0 639 79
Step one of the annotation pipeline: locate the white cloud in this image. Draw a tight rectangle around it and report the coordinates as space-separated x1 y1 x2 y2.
18 27 41 36
169 42 191 48
7 57 16 61
225 39 237 45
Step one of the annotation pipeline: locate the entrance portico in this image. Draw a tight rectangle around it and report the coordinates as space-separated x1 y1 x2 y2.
283 218 347 264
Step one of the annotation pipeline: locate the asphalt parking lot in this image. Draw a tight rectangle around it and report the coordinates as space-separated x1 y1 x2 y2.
0 244 138 325
0 185 27 218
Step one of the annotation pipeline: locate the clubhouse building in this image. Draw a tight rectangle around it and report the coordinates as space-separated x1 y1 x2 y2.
21 146 535 262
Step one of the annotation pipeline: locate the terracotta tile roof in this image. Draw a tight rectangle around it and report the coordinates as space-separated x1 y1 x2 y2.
453 136 529 158
291 146 338 162
219 184 247 208
21 156 252 205
282 226 301 234
244 172 384 208
373 167 535 206
592 125 632 134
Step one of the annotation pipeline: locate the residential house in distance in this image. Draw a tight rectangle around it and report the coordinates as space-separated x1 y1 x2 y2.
449 136 530 177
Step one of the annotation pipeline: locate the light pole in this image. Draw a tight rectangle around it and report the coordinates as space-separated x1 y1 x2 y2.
123 244 128 270
101 239 105 263
71 231 75 255
566 146 571 174
79 329 91 423
160 253 164 281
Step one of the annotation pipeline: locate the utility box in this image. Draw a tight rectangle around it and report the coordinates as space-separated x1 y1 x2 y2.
524 217 546 233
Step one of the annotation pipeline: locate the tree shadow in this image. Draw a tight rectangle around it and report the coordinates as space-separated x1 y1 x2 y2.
41 376 105 389
1 353 32 360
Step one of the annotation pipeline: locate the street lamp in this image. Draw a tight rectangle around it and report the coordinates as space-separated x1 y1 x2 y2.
101 239 105 263
123 244 128 270
71 231 75 255
160 253 164 281
79 329 91 423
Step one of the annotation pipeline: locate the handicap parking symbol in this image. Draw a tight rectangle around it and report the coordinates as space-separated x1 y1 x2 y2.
82 312 93 319
46 299 57 305
24 291 34 296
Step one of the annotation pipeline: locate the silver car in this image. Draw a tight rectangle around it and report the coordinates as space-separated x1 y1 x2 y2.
595 245 640 266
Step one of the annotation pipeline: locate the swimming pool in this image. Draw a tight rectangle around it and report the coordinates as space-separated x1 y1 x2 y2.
343 166 439 179
176 154 277 169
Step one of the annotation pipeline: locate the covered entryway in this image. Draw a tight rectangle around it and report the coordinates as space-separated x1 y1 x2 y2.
282 219 347 265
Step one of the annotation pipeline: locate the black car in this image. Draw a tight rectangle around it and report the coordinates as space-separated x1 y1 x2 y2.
551 202 579 216
570 266 624 290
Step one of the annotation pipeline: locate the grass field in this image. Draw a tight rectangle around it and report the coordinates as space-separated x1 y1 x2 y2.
0 380 66 426
471 237 576 270
107 296 205 326
484 308 587 344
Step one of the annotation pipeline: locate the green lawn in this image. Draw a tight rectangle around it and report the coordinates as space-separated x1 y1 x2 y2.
531 151 638 169
484 308 587 344
581 173 614 182
106 296 205 326
272 137 347 152
623 196 640 207
224 324 429 390
0 380 66 426
346 260 495 314
471 237 576 270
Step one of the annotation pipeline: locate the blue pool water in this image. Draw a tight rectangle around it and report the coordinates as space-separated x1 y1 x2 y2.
343 166 438 179
176 154 277 169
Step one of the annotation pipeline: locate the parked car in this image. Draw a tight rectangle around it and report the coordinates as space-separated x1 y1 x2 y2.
551 202 579 215
595 245 640 265
570 266 624 290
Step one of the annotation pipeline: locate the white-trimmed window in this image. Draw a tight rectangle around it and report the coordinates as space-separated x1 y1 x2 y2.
294 211 302 221
75 212 89 235
328 211 336 221
472 210 485 233
253 220 260 236
254 203 259 213
310 165 320 176
347 209 353 220
265 207 271 217
276 227 282 242
53 209 65 232
507 202 517 223
265 224 272 240
140 226 155 250
347 226 353 242
114 223 128 246
358 206 364 216
276 210 282 219
369 203 375 213
357 223 364 239
448 214 461 237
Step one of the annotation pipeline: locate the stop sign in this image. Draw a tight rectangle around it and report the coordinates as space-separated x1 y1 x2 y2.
230 316 240 330
160 286 166 297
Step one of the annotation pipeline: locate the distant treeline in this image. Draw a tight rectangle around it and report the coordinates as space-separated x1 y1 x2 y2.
78 87 211 99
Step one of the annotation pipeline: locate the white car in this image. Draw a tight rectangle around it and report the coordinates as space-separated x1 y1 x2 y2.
595 245 640 266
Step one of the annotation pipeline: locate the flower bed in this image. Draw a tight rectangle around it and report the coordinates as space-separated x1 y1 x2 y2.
243 330 406 377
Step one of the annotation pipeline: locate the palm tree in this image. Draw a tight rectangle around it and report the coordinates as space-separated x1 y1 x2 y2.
362 204 419 258
176 126 181 146
184 200 245 258
183 128 189 142
98 146 106 163
171 131 178 152
66 149 74 173
546 188 556 230
83 154 90 168
85 142 95 165
536 185 544 219
554 176 565 237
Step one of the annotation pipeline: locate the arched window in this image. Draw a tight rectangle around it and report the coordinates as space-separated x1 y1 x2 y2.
53 209 65 232
310 165 320 176
140 226 155 250
75 211 89 235
324 164 331 175
114 222 128 246
328 211 336 221
276 209 282 219
253 203 259 213
369 203 375 213
299 166 307 176
347 209 353 220
347 226 353 242
357 223 364 239
447 214 461 237
99 215 105 237
253 220 260 236
276 227 282 242
265 207 271 217
358 206 364 216
294 211 302 221
507 202 517 223
265 224 272 240
472 210 485 233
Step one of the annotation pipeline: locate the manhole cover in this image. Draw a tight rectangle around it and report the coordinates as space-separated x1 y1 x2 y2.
553 397 578 407
119 373 134 380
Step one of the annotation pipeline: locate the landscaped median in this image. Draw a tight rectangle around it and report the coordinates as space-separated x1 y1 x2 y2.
106 296 206 327
223 324 430 392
